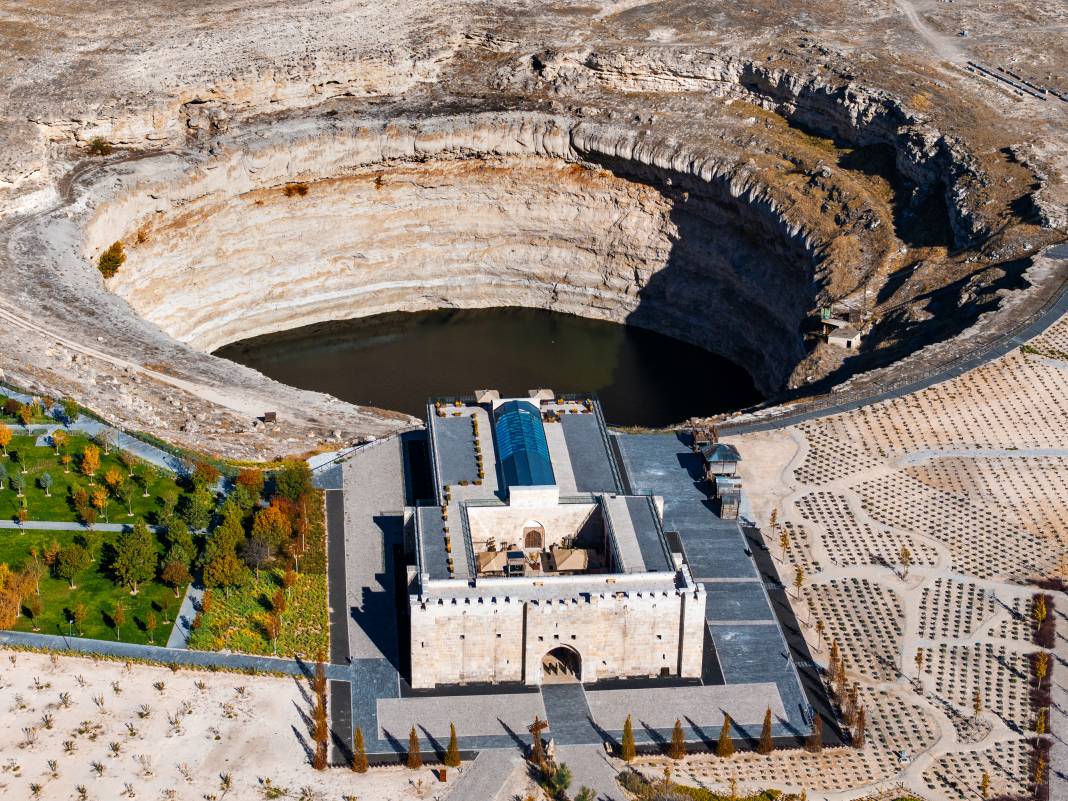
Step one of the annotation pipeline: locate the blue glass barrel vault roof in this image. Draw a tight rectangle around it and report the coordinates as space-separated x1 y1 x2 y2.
492 400 556 488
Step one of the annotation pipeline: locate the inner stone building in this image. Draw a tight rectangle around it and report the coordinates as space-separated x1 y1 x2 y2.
407 389 707 688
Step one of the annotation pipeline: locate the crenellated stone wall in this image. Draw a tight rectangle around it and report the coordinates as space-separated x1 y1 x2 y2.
409 576 706 688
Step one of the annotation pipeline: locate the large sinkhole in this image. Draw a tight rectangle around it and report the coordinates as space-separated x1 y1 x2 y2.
109 142 825 424
216 307 763 427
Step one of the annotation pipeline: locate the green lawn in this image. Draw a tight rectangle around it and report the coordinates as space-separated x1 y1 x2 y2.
0 528 183 644
0 433 188 524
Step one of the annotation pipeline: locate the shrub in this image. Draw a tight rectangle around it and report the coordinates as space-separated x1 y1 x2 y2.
97 242 126 279
86 138 113 156
281 183 309 198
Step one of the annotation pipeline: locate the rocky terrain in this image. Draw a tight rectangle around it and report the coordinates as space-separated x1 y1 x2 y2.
0 0 1065 458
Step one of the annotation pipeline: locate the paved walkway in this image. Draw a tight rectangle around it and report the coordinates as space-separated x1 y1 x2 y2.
556 744 626 801
443 749 524 801
0 628 350 679
542 682 600 745
899 447 1068 464
0 519 164 533
2 387 182 473
165 581 204 649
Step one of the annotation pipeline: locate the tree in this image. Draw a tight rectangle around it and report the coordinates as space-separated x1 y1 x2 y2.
0 462 6 488
87 137 113 156
43 539 61 567
352 727 368 773
161 561 191 598
311 657 326 773
621 714 636 762
116 482 134 516
234 469 265 510
981 772 990 800
118 450 138 477
26 594 43 631
0 590 17 629
61 398 79 426
1034 651 1049 683
56 544 91 589
39 472 53 497
18 403 33 426
72 603 87 635
899 545 912 579
60 454 72 474
272 588 287 616
81 445 100 484
191 461 221 490
915 648 924 676
444 723 461 768
251 505 290 549
806 715 823 753
112 520 157 594
716 713 734 758
972 690 982 719
264 613 281 655
97 242 126 279
164 519 195 569
274 460 313 502
668 719 686 760
146 612 157 644
757 708 774 755
50 429 67 456
113 602 126 640
203 514 244 566
1032 595 1047 627
242 536 271 580
10 448 26 473
406 727 422 769
0 422 11 456
132 463 156 497
94 429 115 456
282 567 298 600
547 763 572 797
853 706 866 749
178 486 215 530
202 551 246 597
91 486 108 523
11 472 25 497
815 619 825 651
157 487 179 523
104 466 124 493
793 565 805 599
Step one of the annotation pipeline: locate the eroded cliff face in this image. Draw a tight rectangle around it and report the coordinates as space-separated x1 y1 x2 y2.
92 114 825 396
1 4 1064 458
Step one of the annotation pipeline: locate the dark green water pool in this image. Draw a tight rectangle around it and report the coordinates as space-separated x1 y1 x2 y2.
217 308 762 427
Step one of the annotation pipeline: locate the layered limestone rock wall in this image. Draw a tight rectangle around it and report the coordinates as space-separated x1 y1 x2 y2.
518 47 992 246
92 113 820 396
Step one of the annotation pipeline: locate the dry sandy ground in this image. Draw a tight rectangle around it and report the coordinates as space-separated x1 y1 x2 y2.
0 650 459 801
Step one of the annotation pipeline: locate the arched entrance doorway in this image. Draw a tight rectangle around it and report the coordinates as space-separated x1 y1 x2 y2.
523 521 545 550
541 645 581 684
